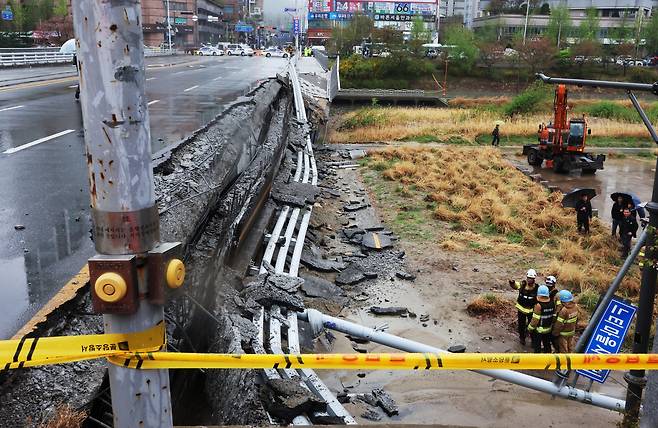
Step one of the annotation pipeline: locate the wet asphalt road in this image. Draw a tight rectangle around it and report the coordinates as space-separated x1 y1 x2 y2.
0 55 287 338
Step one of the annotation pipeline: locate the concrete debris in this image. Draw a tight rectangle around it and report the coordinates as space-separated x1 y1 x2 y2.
300 274 346 300
356 393 379 407
312 414 347 424
347 334 370 345
419 314 430 323
361 232 393 250
240 274 305 312
364 271 378 279
260 378 327 423
343 201 368 212
370 306 408 316
13 225 25 230
300 244 348 272
271 181 320 208
351 341 368 353
337 392 351 403
448 344 467 353
349 149 367 160
335 263 366 286
361 409 382 421
395 271 416 281
372 388 399 416
342 227 365 240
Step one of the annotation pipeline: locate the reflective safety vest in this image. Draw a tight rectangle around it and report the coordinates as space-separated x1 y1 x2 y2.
557 310 578 336
516 284 538 313
530 301 555 333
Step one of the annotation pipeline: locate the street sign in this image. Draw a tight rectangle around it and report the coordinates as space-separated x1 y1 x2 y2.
207 15 219 22
236 24 253 32
284 7 297 12
2 6 13 21
293 17 300 35
191 15 198 21
577 297 637 384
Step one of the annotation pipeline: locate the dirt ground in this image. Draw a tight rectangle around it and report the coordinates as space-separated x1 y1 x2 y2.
300 145 625 427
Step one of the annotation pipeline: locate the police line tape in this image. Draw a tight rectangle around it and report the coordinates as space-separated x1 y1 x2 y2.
4 324 658 371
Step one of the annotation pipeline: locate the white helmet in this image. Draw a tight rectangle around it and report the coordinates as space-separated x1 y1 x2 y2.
526 269 537 279
546 275 557 286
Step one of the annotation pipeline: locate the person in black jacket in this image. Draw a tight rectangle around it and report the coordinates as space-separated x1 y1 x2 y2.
620 208 639 257
575 194 592 234
611 195 625 238
491 124 500 147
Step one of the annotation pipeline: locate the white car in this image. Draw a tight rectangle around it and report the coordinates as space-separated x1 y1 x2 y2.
264 47 289 58
198 46 223 56
239 44 254 56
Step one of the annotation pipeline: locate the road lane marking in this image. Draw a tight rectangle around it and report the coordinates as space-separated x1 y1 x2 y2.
0 105 24 113
183 85 199 92
68 85 78 88
146 77 156 81
147 99 160 106
3 129 76 154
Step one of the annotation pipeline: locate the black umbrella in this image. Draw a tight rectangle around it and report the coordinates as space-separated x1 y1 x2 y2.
611 192 646 217
562 188 597 208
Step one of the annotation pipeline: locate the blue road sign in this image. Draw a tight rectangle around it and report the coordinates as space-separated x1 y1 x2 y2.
293 17 300 35
2 6 13 21
236 24 253 33
577 297 637 383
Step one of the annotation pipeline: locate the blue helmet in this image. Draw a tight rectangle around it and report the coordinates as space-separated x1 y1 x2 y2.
537 285 550 297
558 290 573 303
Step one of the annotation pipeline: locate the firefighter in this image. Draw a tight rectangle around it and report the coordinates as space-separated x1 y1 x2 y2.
575 193 592 234
545 275 559 303
620 207 638 257
509 269 539 345
552 290 578 353
491 124 500 147
528 285 555 353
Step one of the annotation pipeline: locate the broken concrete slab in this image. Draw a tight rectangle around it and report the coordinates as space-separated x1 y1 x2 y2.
369 306 408 316
349 149 367 160
342 227 365 239
395 271 416 281
300 274 345 299
356 393 378 407
343 202 368 212
335 263 366 286
372 388 399 416
361 232 393 250
240 274 305 312
301 251 348 273
260 378 326 423
361 409 382 421
271 181 320 208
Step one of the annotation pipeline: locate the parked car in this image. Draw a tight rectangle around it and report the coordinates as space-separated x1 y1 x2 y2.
239 44 254 56
264 47 289 58
643 56 658 66
198 46 223 56
225 44 242 55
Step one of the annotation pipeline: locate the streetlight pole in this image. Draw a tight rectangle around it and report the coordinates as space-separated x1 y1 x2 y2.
522 0 530 44
435 0 440 43
166 0 173 49
72 0 185 425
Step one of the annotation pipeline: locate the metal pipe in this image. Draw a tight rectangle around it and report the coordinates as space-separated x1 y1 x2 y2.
299 309 626 412
537 73 658 94
72 0 172 425
628 91 658 143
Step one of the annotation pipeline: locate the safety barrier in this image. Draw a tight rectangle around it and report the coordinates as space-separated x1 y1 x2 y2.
2 324 658 371
0 48 176 67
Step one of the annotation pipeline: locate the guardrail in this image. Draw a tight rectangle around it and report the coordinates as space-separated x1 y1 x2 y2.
0 48 176 67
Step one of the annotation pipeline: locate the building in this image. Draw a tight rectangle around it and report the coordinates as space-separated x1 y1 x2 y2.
473 0 652 41
439 0 480 27
197 0 225 44
142 0 196 48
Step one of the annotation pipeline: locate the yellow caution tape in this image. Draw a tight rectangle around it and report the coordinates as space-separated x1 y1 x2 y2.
4 324 658 372
0 322 165 370
108 352 658 371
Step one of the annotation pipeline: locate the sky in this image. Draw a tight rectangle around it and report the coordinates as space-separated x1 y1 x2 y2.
262 0 307 27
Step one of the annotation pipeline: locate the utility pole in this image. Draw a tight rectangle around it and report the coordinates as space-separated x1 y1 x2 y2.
435 0 440 43
72 0 185 426
522 0 530 44
166 0 173 49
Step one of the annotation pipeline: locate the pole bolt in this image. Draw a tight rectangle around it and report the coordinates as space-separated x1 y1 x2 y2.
95 272 128 303
166 259 185 289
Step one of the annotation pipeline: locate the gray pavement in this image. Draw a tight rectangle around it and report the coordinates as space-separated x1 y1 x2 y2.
0 55 288 338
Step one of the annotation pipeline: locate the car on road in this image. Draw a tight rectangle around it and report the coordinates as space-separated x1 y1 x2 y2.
198 46 224 56
264 47 289 58
225 44 254 56
239 44 254 56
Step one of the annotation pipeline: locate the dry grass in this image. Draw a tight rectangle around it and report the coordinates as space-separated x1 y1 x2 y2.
330 107 649 143
365 146 641 295
40 405 87 428
467 293 510 316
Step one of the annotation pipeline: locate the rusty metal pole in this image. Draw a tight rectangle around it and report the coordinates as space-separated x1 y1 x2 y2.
72 0 182 426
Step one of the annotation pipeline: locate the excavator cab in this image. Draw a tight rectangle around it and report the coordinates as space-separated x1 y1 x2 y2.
566 119 586 150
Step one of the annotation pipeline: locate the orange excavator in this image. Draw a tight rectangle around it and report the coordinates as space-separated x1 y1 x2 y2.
523 84 605 174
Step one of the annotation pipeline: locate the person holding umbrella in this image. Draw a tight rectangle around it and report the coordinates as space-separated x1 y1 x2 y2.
620 208 639 257
611 195 625 238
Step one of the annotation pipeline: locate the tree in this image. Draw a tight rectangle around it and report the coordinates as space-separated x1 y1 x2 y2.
35 15 73 45
546 3 570 48
330 13 374 56
444 24 479 73
54 0 68 18
579 7 600 41
539 3 550 15
409 16 429 55
7 0 25 31
515 36 557 74
479 41 503 68
643 12 658 55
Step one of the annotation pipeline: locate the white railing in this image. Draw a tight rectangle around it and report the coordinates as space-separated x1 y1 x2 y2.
0 48 177 67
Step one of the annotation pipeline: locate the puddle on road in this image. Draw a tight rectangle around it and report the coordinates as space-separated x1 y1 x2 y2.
0 210 92 338
506 152 655 224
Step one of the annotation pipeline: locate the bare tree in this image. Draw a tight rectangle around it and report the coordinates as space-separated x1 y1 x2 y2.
515 37 557 74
